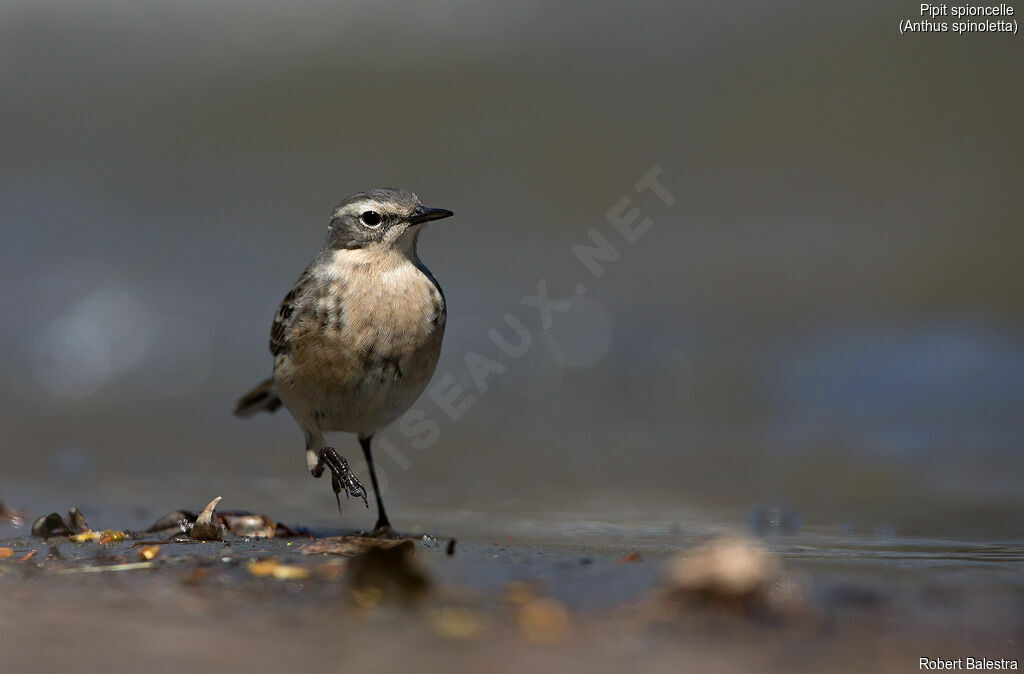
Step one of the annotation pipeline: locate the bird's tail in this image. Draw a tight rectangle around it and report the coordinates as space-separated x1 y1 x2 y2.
234 378 282 418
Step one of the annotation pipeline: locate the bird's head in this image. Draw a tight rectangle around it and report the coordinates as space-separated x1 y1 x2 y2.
325 188 453 257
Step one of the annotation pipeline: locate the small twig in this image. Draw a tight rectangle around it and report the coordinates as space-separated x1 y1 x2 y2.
55 561 157 574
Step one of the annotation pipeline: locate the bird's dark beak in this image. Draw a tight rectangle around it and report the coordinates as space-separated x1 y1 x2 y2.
409 205 454 225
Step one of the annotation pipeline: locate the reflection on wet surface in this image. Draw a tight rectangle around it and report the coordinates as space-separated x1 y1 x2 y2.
3 490 1022 673
4 490 1022 602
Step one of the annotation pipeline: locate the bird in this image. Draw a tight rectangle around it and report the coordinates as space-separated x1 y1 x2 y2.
234 188 452 535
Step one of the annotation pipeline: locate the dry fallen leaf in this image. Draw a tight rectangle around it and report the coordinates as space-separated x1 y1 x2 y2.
315 560 347 580
145 510 194 536
67 507 89 531
55 562 156 575
18 550 37 562
181 567 210 585
517 598 571 643
222 514 276 538
428 606 486 640
69 531 101 543
190 497 223 541
98 530 128 544
0 547 14 559
137 545 161 561
70 529 128 544
618 551 643 563
502 581 543 604
301 536 410 556
248 559 311 580
0 500 27 527
32 514 70 538
30 506 91 538
147 509 309 538
348 540 430 606
31 507 90 538
664 536 781 600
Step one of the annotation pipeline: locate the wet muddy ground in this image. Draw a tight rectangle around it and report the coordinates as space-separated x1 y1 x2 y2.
1 500 1021 674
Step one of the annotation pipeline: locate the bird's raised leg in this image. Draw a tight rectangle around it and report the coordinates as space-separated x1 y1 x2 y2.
311 447 368 514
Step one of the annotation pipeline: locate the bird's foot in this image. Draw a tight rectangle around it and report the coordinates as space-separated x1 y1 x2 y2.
368 523 400 539
356 521 399 538
313 447 368 513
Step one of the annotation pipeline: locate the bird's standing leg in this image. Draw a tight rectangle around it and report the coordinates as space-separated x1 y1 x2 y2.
307 433 367 514
359 434 395 536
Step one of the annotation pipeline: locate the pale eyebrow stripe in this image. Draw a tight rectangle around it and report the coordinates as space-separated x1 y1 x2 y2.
335 199 383 218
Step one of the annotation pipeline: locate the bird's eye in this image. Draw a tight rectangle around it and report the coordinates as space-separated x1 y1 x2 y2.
359 211 382 228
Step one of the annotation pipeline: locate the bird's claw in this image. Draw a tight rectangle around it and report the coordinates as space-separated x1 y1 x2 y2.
315 447 368 511
367 524 399 539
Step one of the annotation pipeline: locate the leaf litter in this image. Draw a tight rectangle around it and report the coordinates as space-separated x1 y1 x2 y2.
3 496 419 588
0 500 29 528
0 492 850 659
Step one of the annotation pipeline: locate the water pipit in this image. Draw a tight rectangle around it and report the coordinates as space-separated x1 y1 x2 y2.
235 188 452 535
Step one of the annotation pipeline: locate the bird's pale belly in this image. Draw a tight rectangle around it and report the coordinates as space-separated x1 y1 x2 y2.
281 338 441 434
273 281 445 436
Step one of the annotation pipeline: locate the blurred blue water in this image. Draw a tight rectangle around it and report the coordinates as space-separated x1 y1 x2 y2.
769 323 1024 458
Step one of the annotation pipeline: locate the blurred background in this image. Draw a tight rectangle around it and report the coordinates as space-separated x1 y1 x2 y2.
1 0 1021 540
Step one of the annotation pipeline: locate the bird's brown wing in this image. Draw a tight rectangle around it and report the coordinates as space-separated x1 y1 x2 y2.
270 266 314 357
